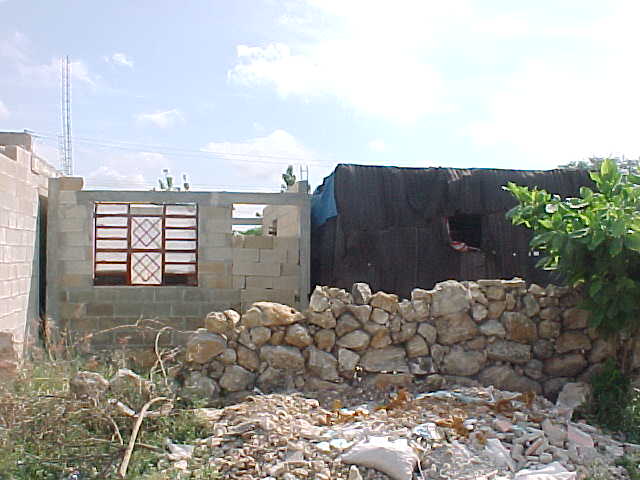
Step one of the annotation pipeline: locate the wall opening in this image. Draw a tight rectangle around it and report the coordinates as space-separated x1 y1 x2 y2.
37 195 47 316
447 214 482 251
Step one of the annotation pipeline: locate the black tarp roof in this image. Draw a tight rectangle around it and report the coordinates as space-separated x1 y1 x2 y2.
311 164 593 298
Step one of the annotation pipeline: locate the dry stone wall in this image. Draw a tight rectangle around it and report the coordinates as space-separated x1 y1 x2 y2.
179 278 629 401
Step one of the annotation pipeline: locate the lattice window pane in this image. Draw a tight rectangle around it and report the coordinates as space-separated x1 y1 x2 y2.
131 252 162 285
132 217 162 249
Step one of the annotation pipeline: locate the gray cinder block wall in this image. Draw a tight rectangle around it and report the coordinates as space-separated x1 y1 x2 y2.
47 180 310 350
0 133 59 366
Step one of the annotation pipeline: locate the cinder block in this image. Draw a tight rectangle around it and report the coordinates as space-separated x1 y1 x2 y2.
59 246 91 261
204 219 232 233
200 232 231 247
183 289 209 302
200 206 232 218
233 275 246 289
241 288 295 308
281 263 300 276
60 274 92 287
202 247 233 261
58 177 84 191
201 274 232 289
246 276 274 289
59 302 86 320
232 262 280 277
58 191 77 204
274 275 299 290
199 261 228 274
155 288 183 302
61 232 92 247
170 303 201 317
67 288 96 303
114 303 143 317
86 303 114 316
58 217 87 232
233 248 259 263
62 261 92 275
68 317 99 333
242 235 274 249
116 288 155 302
60 205 89 220
259 248 286 264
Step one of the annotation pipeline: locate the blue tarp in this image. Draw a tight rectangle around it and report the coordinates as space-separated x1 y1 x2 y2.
311 172 337 229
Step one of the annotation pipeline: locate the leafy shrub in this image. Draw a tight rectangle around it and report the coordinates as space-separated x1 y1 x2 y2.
504 158 640 335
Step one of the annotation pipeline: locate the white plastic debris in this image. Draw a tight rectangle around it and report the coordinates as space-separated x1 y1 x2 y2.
341 436 418 480
514 461 577 479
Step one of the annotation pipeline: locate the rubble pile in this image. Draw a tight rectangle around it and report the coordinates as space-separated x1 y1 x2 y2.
176 279 637 402
156 383 638 480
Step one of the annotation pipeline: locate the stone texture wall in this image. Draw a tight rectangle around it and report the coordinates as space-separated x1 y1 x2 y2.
177 279 635 401
47 181 309 350
0 133 58 366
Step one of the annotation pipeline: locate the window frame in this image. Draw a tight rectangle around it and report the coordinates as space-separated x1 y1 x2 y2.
93 202 198 286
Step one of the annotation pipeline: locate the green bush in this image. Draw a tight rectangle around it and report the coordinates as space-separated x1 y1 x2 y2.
504 158 640 336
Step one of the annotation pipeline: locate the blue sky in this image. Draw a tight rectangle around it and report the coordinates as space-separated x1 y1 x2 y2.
1 0 639 192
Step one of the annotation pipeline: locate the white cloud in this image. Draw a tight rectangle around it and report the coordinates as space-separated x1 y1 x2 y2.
228 1 471 122
202 129 316 186
368 139 386 152
105 52 134 69
0 100 9 120
83 152 171 189
84 166 148 190
135 109 185 128
0 32 97 87
468 3 640 168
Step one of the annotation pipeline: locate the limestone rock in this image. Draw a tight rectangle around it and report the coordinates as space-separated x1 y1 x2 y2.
347 304 372 323
522 294 540 317
307 311 337 329
181 371 219 400
338 348 360 372
430 280 471 316
538 320 561 339
258 367 292 392
544 353 587 377
205 310 239 334
360 347 409 373
486 285 506 301
370 329 392 349
479 365 542 394
371 308 390 325
533 339 555 359
563 308 590 330
331 298 348 318
411 300 430 320
465 336 486 351
471 303 488 322
269 330 285 345
398 300 418 322
70 371 109 400
411 288 432 302
542 419 567 448
502 312 537 343
109 368 153 401
315 329 336 352
309 286 330 312
391 322 417 344
337 330 371 351
487 340 532 364
284 324 313 348
336 313 362 337
218 348 237 365
306 347 339 381
524 359 544 380
370 291 399 313
186 331 227 364
237 345 260 372
417 323 437 345
219 365 255 392
544 377 570 400
259 345 305 372
556 382 590 411
479 319 506 338
250 326 272 347
241 302 304 327
539 307 560 322
363 320 387 336
442 348 485 376
435 312 478 345
555 332 591 354
430 344 449 366
488 300 507 320
406 335 429 358
352 282 372 305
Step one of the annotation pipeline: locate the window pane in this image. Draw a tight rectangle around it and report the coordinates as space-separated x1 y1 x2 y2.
130 204 164 215
96 227 127 239
166 252 196 263
165 240 197 250
96 252 127 262
165 264 196 274
96 203 128 214
96 263 127 272
96 239 127 250
96 216 128 227
131 252 162 285
165 229 196 239
166 204 197 215
165 217 197 228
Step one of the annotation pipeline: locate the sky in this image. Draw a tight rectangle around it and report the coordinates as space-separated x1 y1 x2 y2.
1 0 640 193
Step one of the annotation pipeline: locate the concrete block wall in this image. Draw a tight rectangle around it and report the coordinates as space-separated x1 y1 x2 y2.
47 182 310 350
0 133 59 364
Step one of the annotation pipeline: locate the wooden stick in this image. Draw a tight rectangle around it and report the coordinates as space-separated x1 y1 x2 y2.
118 396 169 479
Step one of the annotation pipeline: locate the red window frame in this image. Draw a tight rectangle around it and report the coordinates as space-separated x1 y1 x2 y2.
93 202 198 286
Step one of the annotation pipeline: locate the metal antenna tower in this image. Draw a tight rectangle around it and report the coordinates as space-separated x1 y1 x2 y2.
59 56 73 175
